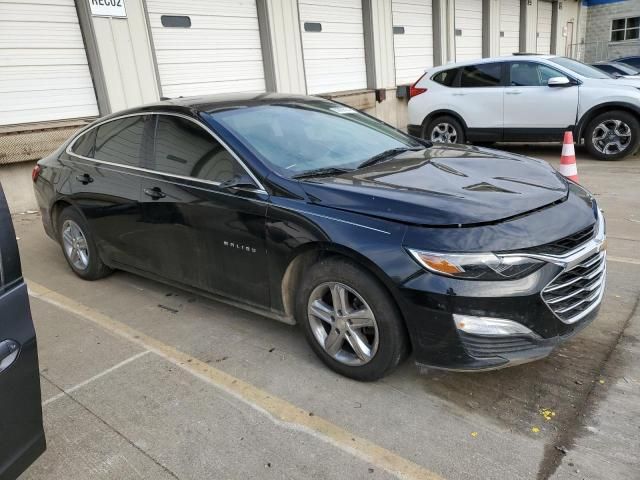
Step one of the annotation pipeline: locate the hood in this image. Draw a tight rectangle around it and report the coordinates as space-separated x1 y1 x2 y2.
299 145 569 226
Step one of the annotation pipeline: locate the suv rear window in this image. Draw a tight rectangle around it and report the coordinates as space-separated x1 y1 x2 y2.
432 68 459 87
460 64 502 87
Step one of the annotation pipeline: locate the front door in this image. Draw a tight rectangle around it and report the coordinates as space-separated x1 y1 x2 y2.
66 115 152 270
0 185 46 479
504 61 579 135
138 114 270 307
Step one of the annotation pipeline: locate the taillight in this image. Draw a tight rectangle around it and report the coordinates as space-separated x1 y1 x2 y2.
409 72 428 98
32 164 41 182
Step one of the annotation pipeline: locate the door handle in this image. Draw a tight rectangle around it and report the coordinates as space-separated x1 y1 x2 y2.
75 173 94 184
505 90 523 95
0 340 19 374
452 93 466 96
143 187 166 200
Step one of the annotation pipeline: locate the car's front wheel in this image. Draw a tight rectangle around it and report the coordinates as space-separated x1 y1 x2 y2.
585 110 640 160
424 115 466 144
57 207 112 280
297 258 408 381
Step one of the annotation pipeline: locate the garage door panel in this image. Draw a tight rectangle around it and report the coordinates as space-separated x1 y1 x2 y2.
454 0 483 61
147 13 260 30
147 0 265 96
0 66 94 93
0 2 79 22
158 62 265 84
499 0 520 56
148 0 259 17
0 0 98 125
0 49 91 67
161 79 266 98
156 50 263 65
0 23 86 49
393 0 433 85
299 0 367 94
536 1 552 54
297 4 364 23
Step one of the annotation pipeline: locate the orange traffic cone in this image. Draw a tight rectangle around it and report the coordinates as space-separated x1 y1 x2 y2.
558 131 579 182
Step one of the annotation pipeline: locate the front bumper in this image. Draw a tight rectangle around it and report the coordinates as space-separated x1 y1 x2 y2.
399 212 607 371
407 124 422 138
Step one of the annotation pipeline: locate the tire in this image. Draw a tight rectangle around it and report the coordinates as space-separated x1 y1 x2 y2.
424 115 466 144
584 110 640 161
296 257 409 381
57 207 112 280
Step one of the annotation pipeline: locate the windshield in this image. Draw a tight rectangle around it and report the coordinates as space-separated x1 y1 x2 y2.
549 57 612 79
205 102 421 177
612 62 639 75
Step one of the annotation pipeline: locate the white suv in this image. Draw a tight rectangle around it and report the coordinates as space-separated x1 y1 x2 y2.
407 55 640 160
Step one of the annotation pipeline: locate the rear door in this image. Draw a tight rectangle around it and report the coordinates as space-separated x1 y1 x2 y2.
503 61 578 136
67 115 152 270
454 62 505 134
0 184 45 479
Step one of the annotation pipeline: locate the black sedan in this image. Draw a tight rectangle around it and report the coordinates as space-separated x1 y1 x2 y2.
591 61 640 78
33 94 606 380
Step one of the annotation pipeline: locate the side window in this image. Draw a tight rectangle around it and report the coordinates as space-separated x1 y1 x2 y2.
459 64 502 88
509 62 566 86
432 68 459 87
70 128 97 157
538 64 564 84
153 115 243 184
93 116 147 167
509 62 540 86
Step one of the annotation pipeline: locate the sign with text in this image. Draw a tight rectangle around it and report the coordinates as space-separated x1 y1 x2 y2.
89 0 127 18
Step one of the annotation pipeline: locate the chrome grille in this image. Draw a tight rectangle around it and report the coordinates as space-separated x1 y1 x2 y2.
542 251 606 324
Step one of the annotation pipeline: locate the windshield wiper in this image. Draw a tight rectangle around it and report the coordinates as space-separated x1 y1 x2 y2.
292 166 354 179
357 146 424 169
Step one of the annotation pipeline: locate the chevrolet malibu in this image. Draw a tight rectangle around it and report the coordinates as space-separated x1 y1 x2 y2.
33 94 606 381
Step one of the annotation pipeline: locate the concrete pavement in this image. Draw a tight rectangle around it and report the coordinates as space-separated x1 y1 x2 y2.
13 146 640 480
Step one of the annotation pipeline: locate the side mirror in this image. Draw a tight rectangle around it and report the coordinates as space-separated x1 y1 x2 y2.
220 174 260 192
548 76 571 87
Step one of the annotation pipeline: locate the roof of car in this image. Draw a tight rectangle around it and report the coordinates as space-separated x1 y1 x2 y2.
103 92 329 121
428 54 557 71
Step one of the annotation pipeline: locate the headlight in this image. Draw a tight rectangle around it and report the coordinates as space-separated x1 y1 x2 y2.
407 249 544 280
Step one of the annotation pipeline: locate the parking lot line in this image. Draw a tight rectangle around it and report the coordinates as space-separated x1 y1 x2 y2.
27 279 444 480
41 350 150 406
608 255 640 266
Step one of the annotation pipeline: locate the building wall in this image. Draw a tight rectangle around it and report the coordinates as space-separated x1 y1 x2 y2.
582 0 640 62
1 0 591 212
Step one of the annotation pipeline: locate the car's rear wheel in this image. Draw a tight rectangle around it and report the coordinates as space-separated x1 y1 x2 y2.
57 207 112 280
424 115 466 144
585 110 640 160
297 257 408 381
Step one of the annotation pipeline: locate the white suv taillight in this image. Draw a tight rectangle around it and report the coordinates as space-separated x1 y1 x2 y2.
409 72 428 98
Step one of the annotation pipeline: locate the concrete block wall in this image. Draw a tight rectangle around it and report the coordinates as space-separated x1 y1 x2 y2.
582 0 640 62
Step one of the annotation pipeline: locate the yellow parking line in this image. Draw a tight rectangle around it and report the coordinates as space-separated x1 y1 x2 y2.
27 279 444 480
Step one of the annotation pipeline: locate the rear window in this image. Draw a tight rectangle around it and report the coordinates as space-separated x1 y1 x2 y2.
432 68 459 87
460 64 502 87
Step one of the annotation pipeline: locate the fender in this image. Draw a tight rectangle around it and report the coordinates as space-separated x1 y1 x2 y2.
575 102 640 140
420 109 469 134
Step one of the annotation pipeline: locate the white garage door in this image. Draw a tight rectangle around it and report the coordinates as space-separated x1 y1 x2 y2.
146 0 266 98
298 0 367 94
392 0 434 85
0 0 98 126
454 0 483 61
536 1 552 54
499 0 520 56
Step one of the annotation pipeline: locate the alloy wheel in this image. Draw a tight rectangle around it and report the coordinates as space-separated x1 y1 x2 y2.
61 219 90 271
307 282 379 366
592 119 632 155
430 122 458 143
